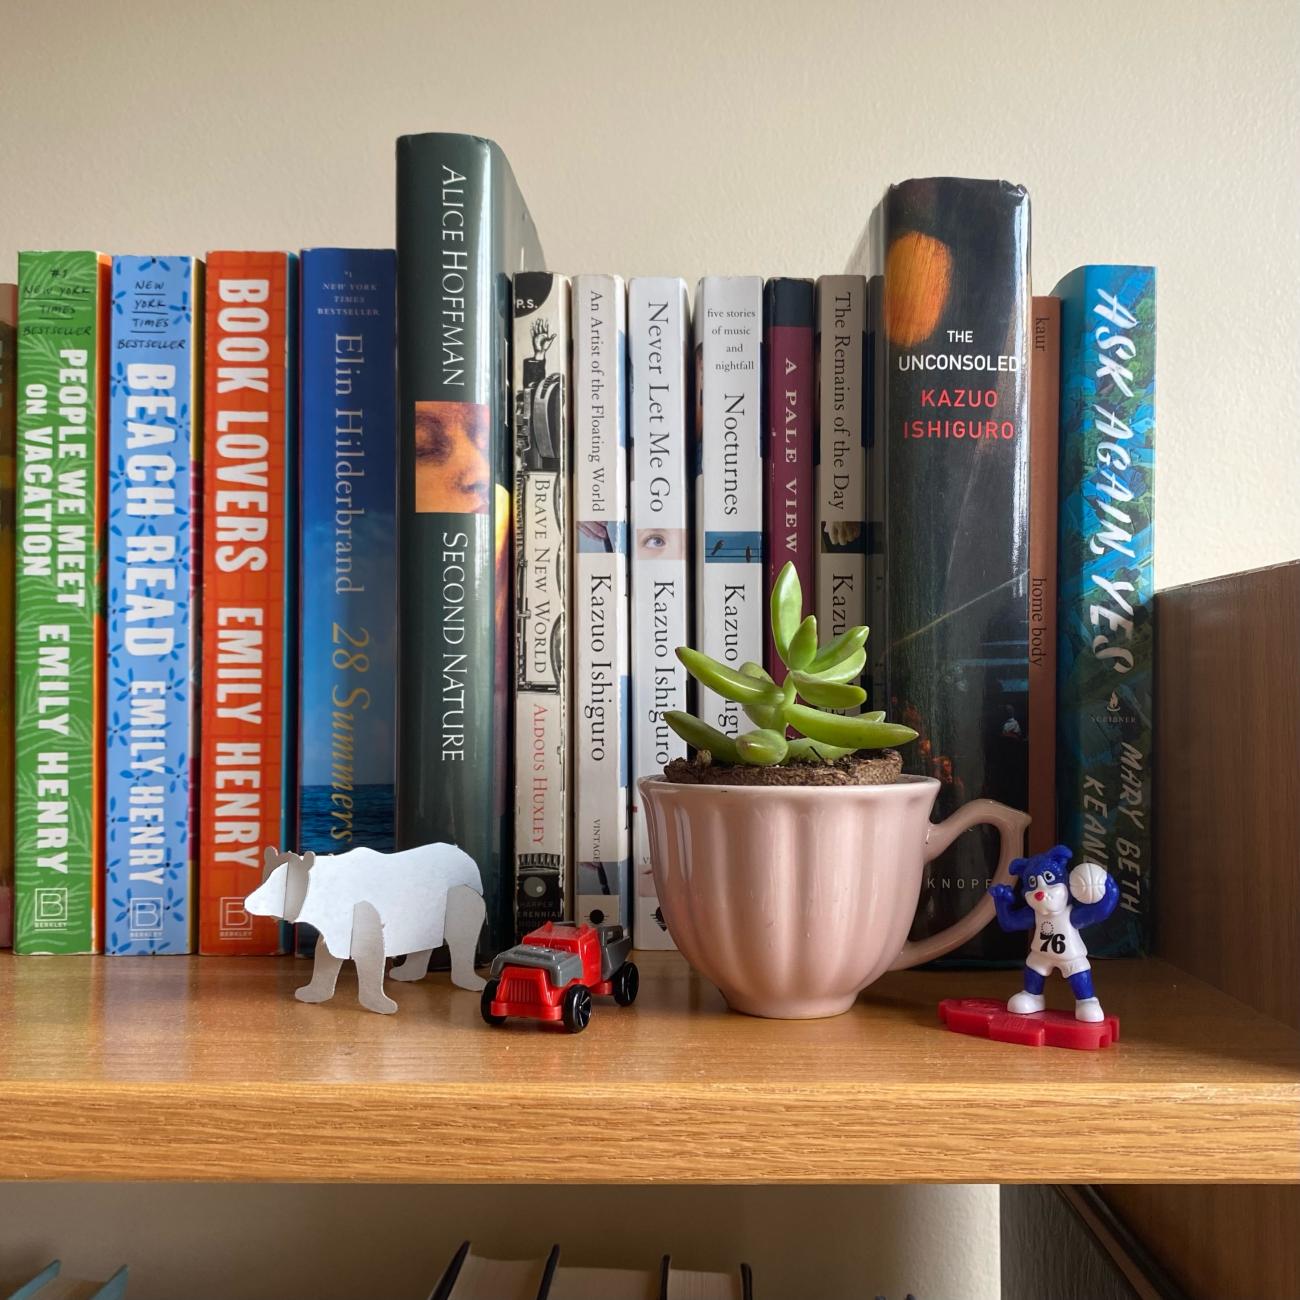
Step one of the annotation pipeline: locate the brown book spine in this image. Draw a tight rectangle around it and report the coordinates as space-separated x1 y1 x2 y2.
1028 295 1060 854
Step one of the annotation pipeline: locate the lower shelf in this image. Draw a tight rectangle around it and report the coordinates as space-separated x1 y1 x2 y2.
0 952 1295 1183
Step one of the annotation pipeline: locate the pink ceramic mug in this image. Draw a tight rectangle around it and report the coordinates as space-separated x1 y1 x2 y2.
637 774 1031 1019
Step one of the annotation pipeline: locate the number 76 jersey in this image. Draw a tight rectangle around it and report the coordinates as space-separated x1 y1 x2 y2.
1026 909 1091 979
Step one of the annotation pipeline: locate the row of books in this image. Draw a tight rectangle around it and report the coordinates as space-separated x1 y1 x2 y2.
0 134 1155 964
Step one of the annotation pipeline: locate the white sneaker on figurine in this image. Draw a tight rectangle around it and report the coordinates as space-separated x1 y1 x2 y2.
1075 997 1104 1023
1007 990 1046 1014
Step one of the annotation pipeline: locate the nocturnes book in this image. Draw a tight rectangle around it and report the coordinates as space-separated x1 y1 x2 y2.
296 248 397 954
763 278 814 681
198 250 296 954
1028 295 1061 855
13 251 109 954
0 284 15 947
815 275 868 695
694 276 762 739
853 178 1031 964
512 271 571 935
1055 265 1155 957
395 133 544 955
105 255 201 953
573 274 630 931
628 277 690 951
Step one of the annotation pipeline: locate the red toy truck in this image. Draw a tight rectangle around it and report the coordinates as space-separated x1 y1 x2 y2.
481 922 639 1033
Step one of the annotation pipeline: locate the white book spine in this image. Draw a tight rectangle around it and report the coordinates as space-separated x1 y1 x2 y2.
513 273 571 934
695 276 763 737
628 278 691 950
573 275 630 931
816 275 868 690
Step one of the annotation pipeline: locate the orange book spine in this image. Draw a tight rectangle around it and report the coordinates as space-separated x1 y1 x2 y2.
198 252 292 953
1028 295 1060 854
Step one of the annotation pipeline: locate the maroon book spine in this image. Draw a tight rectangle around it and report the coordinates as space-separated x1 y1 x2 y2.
762 278 815 678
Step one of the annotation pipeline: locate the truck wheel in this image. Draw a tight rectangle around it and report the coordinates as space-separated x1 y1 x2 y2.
613 961 640 1007
481 978 505 1026
562 984 592 1034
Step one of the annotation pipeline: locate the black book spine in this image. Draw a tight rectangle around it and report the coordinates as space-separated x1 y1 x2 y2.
396 133 543 953
878 177 1031 963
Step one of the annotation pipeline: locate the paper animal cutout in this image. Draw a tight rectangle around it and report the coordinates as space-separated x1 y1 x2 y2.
244 843 488 1014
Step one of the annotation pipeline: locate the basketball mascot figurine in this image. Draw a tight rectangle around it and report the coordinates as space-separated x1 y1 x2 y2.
989 845 1120 1023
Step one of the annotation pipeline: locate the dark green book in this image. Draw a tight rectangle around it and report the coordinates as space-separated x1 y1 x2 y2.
395 134 544 953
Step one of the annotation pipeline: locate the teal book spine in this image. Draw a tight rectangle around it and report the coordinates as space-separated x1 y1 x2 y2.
1055 265 1156 956
105 255 200 953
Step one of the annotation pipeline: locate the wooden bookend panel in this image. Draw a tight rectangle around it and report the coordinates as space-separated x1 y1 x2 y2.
1154 561 1299 1028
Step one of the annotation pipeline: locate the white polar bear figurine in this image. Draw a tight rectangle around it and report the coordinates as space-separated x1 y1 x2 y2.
244 843 487 1014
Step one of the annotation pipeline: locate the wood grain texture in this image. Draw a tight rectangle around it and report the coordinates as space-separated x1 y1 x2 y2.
0 952 1294 1183
1155 561 1300 1027
1098 1185 1300 1300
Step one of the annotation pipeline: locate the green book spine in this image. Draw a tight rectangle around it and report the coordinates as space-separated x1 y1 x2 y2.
395 134 544 951
14 250 108 953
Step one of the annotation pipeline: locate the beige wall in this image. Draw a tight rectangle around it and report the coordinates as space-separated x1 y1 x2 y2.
0 1 1293 1293
0 1183 998 1299
0 0 1297 589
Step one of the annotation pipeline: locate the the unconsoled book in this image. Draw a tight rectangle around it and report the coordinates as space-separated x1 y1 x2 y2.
628 277 690 951
105 254 201 953
14 251 109 954
1028 295 1061 855
763 278 814 681
815 274 868 690
296 248 397 954
0 284 16 947
694 276 762 739
395 133 544 955
1055 265 1155 956
573 274 630 930
198 250 296 954
853 178 1032 963
513 271 571 935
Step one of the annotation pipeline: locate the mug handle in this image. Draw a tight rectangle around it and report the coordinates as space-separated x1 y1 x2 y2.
889 798 1031 971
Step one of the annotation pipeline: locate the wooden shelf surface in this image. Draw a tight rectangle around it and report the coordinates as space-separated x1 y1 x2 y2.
0 952 1294 1184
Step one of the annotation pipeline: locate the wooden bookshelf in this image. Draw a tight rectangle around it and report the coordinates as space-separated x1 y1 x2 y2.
0 950 1294 1184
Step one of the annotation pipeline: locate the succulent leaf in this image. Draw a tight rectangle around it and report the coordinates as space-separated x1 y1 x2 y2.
808 625 869 673
771 562 802 664
789 671 868 710
787 702 918 750
735 728 789 765
786 738 859 762
677 647 783 706
787 615 818 670
738 661 775 685
815 647 867 684
665 711 742 764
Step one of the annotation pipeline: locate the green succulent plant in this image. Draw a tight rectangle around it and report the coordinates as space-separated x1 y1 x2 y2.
665 561 918 766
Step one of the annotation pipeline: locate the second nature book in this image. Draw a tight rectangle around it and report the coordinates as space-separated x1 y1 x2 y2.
395 133 543 955
199 251 296 954
105 255 201 953
14 251 109 954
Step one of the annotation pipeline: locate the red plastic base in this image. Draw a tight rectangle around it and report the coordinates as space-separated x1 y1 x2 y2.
938 997 1120 1051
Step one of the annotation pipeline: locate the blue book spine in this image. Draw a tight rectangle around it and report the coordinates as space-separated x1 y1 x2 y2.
296 249 397 951
1055 265 1156 957
105 256 200 953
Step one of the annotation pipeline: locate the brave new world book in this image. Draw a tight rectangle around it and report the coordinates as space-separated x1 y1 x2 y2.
104 254 201 953
296 248 397 954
